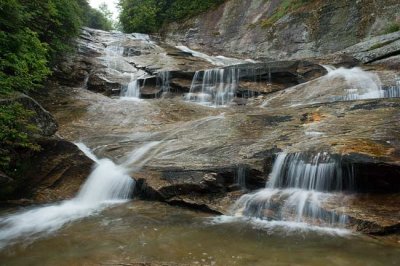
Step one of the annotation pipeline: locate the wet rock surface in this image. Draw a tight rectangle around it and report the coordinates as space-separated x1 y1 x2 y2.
26 138 94 203
34 27 400 236
41 82 400 234
0 92 93 204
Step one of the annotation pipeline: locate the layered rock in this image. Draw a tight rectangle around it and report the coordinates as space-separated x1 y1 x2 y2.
163 0 400 60
38 27 400 235
0 93 92 204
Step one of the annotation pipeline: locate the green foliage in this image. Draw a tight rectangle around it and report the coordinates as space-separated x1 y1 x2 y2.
119 0 225 33
83 2 115 31
20 0 83 62
0 0 91 174
383 22 400 34
0 0 50 95
261 0 313 28
119 0 163 33
165 0 225 22
369 39 396 51
0 102 40 169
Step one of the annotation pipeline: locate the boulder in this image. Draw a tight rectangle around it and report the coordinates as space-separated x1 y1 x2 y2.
0 93 58 137
341 31 400 63
87 73 122 96
21 138 94 203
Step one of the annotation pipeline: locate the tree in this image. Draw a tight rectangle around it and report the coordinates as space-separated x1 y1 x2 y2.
0 0 90 174
87 3 114 31
118 0 225 33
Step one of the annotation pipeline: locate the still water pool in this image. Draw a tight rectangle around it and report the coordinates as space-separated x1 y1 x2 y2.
0 201 399 266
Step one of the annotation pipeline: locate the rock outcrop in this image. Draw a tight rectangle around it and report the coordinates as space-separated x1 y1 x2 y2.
31 27 400 235
0 93 58 137
0 93 92 204
163 0 400 61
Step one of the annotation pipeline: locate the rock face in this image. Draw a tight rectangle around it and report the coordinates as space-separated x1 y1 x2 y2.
163 0 400 60
0 93 58 136
0 93 92 204
36 27 400 235
24 138 94 203
341 31 400 63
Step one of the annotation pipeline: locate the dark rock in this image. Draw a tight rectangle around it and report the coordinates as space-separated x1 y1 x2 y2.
25 138 94 203
372 54 400 70
0 171 15 200
87 73 122 96
232 97 247 105
0 94 58 137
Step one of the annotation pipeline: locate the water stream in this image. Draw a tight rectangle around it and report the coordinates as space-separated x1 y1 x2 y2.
263 66 400 107
221 152 355 232
0 142 160 249
185 68 239 106
1 201 399 266
1 30 399 264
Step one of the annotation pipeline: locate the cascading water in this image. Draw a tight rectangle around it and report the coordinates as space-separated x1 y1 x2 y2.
185 68 239 107
0 142 160 249
263 66 400 108
323 66 400 100
121 74 141 99
235 165 247 190
157 71 171 94
328 67 384 100
224 152 354 232
383 75 400 98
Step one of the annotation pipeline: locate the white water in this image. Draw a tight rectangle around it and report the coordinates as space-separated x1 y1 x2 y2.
157 71 171 94
185 68 239 107
235 165 247 189
130 33 153 43
120 75 142 99
176 45 253 67
221 152 354 233
322 66 400 100
327 67 384 100
262 67 400 108
0 142 160 249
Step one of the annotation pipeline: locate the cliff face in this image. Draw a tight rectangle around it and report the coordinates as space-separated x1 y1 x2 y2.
164 0 400 60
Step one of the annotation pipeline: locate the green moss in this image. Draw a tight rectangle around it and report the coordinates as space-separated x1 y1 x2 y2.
247 23 257 30
261 0 313 29
383 22 400 34
368 39 396 50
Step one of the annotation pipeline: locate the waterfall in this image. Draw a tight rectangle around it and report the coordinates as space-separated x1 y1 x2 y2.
263 67 400 108
228 152 354 231
235 165 247 189
383 75 400 98
185 68 239 107
0 142 160 249
321 65 336 73
157 71 171 94
326 67 400 101
121 75 141 99
327 67 384 100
